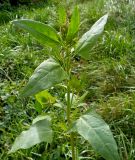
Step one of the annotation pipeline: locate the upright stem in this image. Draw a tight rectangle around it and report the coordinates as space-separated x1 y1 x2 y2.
67 83 71 124
67 84 76 160
66 48 76 160
70 133 76 160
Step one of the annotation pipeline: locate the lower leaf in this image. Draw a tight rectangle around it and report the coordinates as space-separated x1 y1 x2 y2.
8 115 52 154
72 112 120 160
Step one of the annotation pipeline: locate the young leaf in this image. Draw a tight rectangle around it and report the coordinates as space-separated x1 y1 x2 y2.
66 6 80 40
58 6 67 26
12 19 60 47
21 58 67 97
75 14 108 59
35 90 56 107
8 115 52 154
72 112 120 160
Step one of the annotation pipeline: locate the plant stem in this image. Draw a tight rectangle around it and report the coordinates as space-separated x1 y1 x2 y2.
67 84 70 124
70 133 76 160
67 84 76 160
66 48 76 160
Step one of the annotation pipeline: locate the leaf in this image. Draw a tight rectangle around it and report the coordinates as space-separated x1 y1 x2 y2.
58 6 67 26
21 58 67 97
13 19 60 47
67 6 80 40
72 112 120 160
9 115 52 153
32 115 50 124
35 90 56 107
75 14 108 59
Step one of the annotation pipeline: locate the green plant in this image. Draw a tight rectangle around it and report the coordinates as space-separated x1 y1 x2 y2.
8 6 120 160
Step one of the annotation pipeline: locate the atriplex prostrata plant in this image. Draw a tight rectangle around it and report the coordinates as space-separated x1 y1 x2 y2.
8 6 120 160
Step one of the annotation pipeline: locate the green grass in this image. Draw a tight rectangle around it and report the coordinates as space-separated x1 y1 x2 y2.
1 0 135 159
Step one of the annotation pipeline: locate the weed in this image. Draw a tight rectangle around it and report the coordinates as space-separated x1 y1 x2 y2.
1 0 135 159
7 4 120 160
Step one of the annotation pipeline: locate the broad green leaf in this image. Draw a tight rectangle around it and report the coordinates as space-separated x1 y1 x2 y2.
35 90 56 107
21 58 67 97
75 14 108 59
72 112 120 160
32 115 50 124
13 19 60 47
9 115 52 153
67 6 80 40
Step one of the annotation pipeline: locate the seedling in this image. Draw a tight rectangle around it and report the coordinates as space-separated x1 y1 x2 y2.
9 6 120 160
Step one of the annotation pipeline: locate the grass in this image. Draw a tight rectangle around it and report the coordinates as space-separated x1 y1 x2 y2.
1 0 135 159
